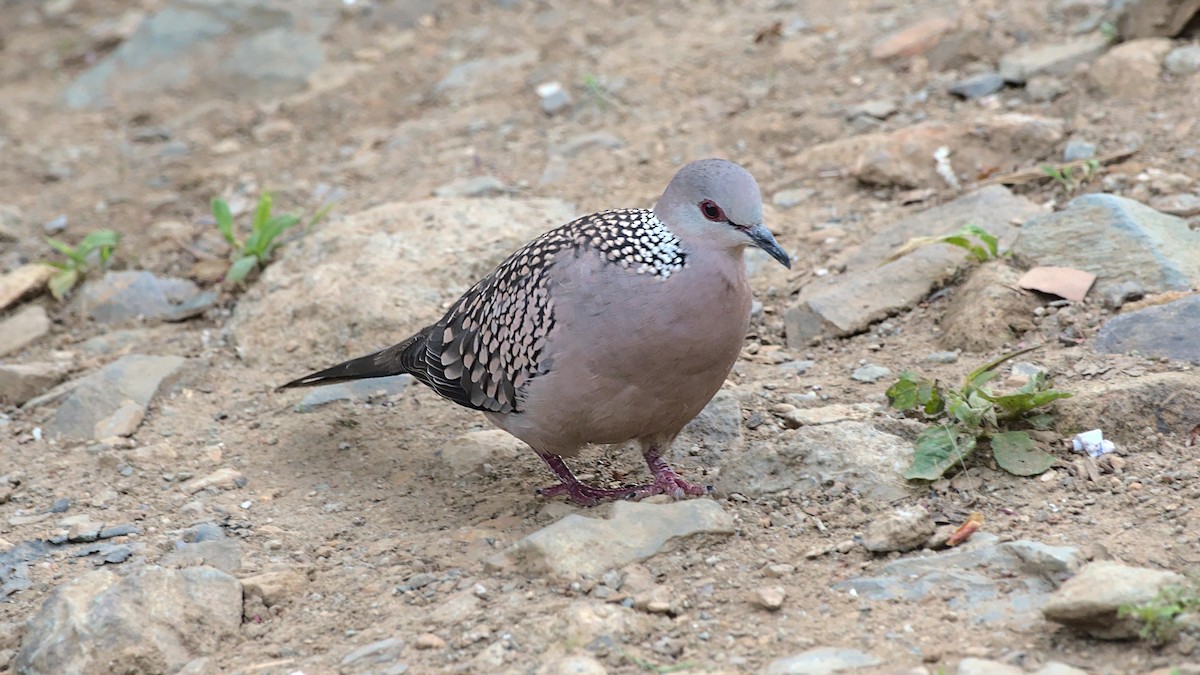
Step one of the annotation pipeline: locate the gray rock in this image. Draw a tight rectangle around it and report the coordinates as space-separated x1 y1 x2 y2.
63 0 337 108
861 506 935 553
435 50 538 95
850 364 890 383
1100 279 1146 309
949 71 1005 99
341 637 405 670
227 198 577 374
764 647 883 674
536 81 572 115
847 99 897 120
998 35 1110 83
296 374 413 412
1042 561 1187 639
432 176 508 198
786 187 1038 345
676 388 744 465
1062 137 1097 162
490 500 734 578
42 354 185 441
0 362 70 405
1015 193 1200 298
0 304 50 358
925 351 960 364
160 539 242 573
1165 45 1200 75
1094 294 1200 362
836 534 1085 626
1089 38 1173 99
718 421 914 502
1025 75 1069 102
74 270 210 324
15 566 241 674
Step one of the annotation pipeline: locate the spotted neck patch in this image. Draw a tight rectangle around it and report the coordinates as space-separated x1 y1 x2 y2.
574 208 687 278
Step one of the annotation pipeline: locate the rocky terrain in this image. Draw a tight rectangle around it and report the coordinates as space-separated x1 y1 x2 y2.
2 0 1200 673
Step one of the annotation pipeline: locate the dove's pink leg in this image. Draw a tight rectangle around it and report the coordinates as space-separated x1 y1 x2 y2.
534 449 710 507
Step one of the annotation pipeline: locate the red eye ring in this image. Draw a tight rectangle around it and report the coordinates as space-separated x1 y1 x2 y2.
699 199 726 222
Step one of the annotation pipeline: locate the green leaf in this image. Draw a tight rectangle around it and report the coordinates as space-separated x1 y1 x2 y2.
307 202 334 230
45 236 84 266
987 390 1073 416
253 192 273 232
211 198 237 247
991 431 1055 476
226 255 259 284
1026 413 1055 430
78 229 119 252
48 268 79 300
886 373 922 410
260 214 301 255
962 224 999 258
904 425 977 481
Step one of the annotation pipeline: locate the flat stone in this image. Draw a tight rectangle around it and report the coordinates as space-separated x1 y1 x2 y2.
490 500 734 578
786 187 1038 344
43 354 185 441
717 421 915 502
228 198 577 377
1089 38 1173 99
836 534 1085 627
0 362 71 406
432 176 508 198
15 566 241 674
434 429 526 478
181 468 244 494
74 270 205 324
774 402 878 429
0 264 54 311
957 658 1025 675
296 374 413 412
341 637 405 669
1149 192 1200 218
1015 193 1200 298
1062 138 1097 162
949 71 1005 99
63 0 337 108
1118 0 1200 39
92 399 145 438
870 15 958 60
1042 561 1187 639
998 35 1110 83
536 81 572 115
0 305 52 357
1094 294 1200 362
764 647 883 674
676 388 745 466
160 540 242 574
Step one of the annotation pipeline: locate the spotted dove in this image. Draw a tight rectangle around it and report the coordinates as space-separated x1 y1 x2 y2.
280 159 791 505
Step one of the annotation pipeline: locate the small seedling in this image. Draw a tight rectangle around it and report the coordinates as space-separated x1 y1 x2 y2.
1119 584 1200 645
884 223 1002 265
43 229 120 300
886 345 1072 480
211 192 330 284
582 73 622 110
1040 159 1100 194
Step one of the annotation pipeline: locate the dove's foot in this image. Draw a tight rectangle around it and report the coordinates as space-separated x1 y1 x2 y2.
534 451 711 507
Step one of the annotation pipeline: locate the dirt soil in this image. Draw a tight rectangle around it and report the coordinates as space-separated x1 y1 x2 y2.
1 0 1199 673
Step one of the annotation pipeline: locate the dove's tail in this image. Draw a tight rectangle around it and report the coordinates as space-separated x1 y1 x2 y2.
276 333 425 391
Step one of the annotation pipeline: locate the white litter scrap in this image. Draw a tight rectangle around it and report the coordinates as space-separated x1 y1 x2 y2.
1072 429 1115 457
934 146 960 189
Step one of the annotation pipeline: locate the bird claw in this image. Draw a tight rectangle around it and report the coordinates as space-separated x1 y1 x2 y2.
536 472 710 507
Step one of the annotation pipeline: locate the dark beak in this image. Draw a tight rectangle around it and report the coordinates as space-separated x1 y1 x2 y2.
745 223 791 269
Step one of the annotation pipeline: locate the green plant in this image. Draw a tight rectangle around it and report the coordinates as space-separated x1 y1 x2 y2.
886 345 1072 480
884 223 1002 265
43 229 120 300
211 192 330 284
1040 159 1100 194
1119 585 1200 645
582 73 621 110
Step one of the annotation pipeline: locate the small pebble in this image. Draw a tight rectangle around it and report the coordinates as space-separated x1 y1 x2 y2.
415 633 446 650
751 586 787 611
